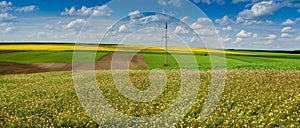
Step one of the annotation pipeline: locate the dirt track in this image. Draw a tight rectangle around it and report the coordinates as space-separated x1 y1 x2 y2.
0 50 22 54
0 52 149 75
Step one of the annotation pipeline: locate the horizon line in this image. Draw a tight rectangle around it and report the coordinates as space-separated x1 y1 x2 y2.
0 42 299 51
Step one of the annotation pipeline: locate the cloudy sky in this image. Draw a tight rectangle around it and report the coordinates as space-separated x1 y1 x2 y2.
0 0 299 50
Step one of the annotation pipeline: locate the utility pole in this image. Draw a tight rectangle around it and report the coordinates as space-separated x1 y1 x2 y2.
164 22 169 66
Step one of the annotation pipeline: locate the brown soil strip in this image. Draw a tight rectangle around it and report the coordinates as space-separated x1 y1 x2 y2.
0 50 23 54
0 62 48 75
95 52 149 70
0 52 149 75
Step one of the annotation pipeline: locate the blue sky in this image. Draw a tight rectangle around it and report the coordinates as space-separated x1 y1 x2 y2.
0 0 299 50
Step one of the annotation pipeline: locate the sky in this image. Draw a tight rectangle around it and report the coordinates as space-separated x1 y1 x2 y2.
0 0 299 50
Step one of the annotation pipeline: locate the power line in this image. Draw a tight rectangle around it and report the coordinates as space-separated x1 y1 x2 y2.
164 22 169 67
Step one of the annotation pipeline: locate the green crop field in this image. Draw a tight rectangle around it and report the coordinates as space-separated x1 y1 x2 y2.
1 70 299 127
0 46 300 127
0 50 299 70
1 0 299 126
142 51 300 70
0 51 109 63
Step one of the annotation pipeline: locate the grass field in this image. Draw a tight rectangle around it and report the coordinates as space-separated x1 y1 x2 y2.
0 44 299 70
1 70 299 127
0 51 109 63
0 44 300 127
0 50 299 70
142 52 300 70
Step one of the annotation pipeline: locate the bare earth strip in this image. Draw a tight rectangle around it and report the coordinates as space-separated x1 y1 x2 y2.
0 52 149 75
0 50 23 54
0 62 48 74
95 52 149 69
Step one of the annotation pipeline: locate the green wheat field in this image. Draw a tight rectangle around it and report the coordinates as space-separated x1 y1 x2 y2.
0 44 300 127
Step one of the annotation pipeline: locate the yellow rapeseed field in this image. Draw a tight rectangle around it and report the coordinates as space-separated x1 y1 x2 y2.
0 44 245 55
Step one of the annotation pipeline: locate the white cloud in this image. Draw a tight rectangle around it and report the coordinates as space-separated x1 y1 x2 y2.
2 26 14 32
61 5 112 16
174 26 189 34
0 1 12 12
222 26 232 31
252 33 258 38
295 36 300 41
237 30 252 38
138 15 161 24
61 6 75 15
158 0 181 7
190 36 196 42
281 26 295 33
128 10 143 20
4 26 14 31
281 19 296 25
194 0 225 5
282 1 300 8
191 17 215 36
195 28 215 36
0 1 14 22
129 10 141 17
57 21 62 25
236 15 273 25
264 40 273 44
0 1 12 6
215 15 234 26
191 17 212 29
0 1 38 23
0 12 16 22
158 0 167 6
0 23 15 33
77 6 92 16
233 37 243 44
63 19 86 29
127 13 170 25
15 5 37 12
281 33 292 38
118 25 126 32
92 5 113 16
198 29 216 36
0 22 11 26
265 34 276 40
180 16 188 22
222 37 231 42
298 9 300 13
234 1 300 26
169 0 181 7
0 22 14 33
243 20 273 25
44 24 53 29
237 1 281 20
221 35 231 42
